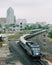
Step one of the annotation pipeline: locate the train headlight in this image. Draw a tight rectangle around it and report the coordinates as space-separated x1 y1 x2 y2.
36 53 39 55
32 48 35 50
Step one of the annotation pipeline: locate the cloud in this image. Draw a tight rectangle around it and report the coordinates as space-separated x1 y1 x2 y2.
0 0 47 8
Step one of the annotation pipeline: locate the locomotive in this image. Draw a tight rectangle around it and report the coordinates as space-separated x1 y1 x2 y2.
20 34 41 59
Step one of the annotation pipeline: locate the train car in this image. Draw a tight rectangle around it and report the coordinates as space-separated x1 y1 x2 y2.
30 29 42 34
19 30 47 59
20 34 41 59
20 34 30 49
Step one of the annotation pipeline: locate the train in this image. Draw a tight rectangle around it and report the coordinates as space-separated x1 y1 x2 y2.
19 30 46 59
30 29 42 34
0 34 3 42
20 34 41 59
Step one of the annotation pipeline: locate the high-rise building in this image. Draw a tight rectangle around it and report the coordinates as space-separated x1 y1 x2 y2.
6 7 14 24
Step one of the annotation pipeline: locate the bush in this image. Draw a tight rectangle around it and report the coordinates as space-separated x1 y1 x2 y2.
48 30 52 38
0 42 2 47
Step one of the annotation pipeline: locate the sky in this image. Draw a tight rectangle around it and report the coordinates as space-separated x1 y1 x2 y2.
0 0 52 24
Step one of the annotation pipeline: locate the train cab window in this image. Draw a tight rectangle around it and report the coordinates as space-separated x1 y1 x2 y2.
26 42 34 46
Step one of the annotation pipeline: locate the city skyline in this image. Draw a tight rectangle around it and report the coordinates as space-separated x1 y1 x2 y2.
0 0 52 24
6 7 14 24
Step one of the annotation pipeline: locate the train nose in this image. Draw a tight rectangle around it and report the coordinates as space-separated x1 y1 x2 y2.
32 51 40 56
36 53 39 55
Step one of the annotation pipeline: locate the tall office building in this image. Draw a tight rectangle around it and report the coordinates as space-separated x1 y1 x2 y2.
6 7 14 24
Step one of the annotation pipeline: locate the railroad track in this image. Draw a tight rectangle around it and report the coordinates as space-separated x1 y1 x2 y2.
38 60 45 65
33 59 48 65
9 40 48 65
8 30 48 65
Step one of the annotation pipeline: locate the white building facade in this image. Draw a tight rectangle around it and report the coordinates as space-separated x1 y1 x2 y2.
16 19 27 31
6 7 14 24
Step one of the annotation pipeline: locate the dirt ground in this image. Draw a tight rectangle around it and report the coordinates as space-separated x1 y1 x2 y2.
45 59 52 65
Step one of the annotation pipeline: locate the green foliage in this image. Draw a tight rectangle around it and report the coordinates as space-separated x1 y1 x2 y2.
8 30 30 40
38 24 43 29
48 30 52 38
15 24 19 27
8 33 22 40
24 24 36 30
0 40 6 48
42 25 49 29
0 24 2 28
0 43 2 47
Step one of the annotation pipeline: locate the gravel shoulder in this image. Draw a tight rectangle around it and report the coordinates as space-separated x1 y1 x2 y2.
45 59 52 65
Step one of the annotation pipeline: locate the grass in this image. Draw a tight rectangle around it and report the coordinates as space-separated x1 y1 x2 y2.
8 30 31 40
8 33 23 40
0 40 6 47
0 30 31 47
46 34 52 42
0 42 2 47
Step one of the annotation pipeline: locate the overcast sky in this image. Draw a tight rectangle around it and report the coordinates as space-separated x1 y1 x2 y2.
0 0 52 24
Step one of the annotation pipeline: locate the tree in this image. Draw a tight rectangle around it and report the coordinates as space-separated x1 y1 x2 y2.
24 24 36 30
48 30 52 38
42 24 49 29
0 24 2 28
36 24 43 29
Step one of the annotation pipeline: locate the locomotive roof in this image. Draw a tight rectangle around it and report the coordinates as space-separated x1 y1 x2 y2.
20 34 30 44
27 42 40 48
30 45 40 48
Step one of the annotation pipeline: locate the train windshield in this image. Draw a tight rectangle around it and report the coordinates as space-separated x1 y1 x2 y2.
32 47 40 55
32 48 40 51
